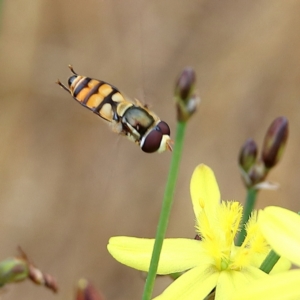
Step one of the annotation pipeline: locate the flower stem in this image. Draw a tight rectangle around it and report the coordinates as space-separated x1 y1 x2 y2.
260 250 280 274
236 187 258 246
142 121 186 300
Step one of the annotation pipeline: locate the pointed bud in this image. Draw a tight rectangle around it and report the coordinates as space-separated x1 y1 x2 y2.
28 264 58 293
175 67 196 100
0 258 29 287
262 117 288 169
43 273 58 292
239 138 258 172
76 278 105 300
175 67 199 122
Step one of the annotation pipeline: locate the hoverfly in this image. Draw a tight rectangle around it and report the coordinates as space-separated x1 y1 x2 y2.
57 66 172 153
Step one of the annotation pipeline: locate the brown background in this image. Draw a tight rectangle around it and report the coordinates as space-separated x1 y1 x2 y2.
0 1 300 299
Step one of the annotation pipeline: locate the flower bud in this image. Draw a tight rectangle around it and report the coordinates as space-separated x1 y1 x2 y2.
0 258 29 287
175 67 199 122
43 273 58 292
175 67 196 100
262 117 288 169
239 138 258 172
76 278 105 300
28 264 58 293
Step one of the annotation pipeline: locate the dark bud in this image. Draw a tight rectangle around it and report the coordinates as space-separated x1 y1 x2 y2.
175 67 199 122
175 67 196 100
262 117 289 169
76 278 105 300
0 258 29 287
28 264 58 293
43 273 58 293
239 139 258 172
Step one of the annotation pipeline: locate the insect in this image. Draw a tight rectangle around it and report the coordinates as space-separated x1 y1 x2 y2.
57 66 172 153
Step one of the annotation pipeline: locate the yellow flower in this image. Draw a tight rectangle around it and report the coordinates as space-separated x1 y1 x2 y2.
107 165 290 300
232 206 300 300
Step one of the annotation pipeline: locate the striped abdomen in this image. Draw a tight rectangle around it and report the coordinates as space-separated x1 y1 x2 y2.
68 75 127 122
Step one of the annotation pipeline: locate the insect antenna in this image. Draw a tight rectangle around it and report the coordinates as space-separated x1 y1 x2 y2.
56 79 71 94
68 65 77 75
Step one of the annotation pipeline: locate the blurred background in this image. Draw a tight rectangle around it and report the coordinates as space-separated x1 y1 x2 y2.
0 0 299 299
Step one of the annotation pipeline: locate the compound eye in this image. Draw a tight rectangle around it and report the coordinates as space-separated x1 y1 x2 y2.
68 75 77 87
141 130 163 153
157 121 170 136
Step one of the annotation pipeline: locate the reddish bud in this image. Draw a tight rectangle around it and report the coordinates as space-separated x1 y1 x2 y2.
76 279 105 300
175 67 196 100
28 264 58 293
43 273 58 292
262 117 288 168
239 138 258 172
175 67 199 122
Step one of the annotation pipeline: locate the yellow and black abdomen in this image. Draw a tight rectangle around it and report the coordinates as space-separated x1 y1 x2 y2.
69 75 126 123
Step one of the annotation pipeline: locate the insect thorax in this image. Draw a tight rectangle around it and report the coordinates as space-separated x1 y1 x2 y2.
121 106 156 142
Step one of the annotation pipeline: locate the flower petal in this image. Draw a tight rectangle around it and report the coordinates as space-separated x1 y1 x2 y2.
259 206 300 266
153 264 219 300
107 237 205 274
231 269 300 300
216 267 268 300
190 164 221 218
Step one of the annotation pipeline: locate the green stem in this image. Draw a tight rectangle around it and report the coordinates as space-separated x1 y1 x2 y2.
236 188 258 246
260 250 280 274
259 211 299 273
142 121 187 300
